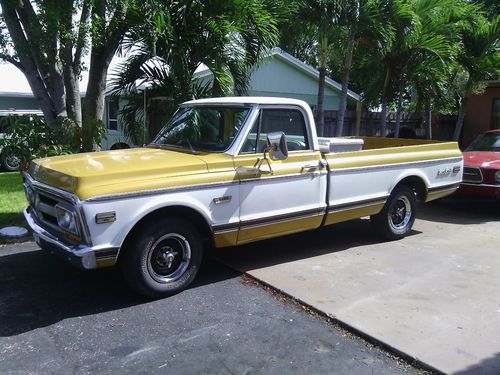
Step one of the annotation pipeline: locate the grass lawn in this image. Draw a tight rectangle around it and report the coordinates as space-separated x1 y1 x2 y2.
0 172 27 228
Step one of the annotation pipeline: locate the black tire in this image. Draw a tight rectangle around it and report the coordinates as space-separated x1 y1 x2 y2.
120 217 203 298
370 186 417 240
1 151 21 171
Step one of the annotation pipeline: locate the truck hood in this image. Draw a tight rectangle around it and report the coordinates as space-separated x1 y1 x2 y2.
28 147 210 200
463 151 500 169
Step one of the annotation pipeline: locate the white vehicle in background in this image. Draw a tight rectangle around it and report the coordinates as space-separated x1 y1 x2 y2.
101 97 134 150
0 103 133 171
0 110 43 171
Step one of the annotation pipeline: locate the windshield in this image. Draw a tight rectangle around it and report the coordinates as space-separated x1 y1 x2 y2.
151 106 251 152
466 132 500 152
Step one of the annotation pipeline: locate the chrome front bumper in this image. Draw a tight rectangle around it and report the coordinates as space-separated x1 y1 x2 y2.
24 208 97 270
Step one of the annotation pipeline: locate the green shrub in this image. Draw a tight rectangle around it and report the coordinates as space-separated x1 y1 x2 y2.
0 115 106 166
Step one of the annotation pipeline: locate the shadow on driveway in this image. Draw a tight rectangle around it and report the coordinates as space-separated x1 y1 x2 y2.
216 218 421 273
0 245 239 337
417 198 500 225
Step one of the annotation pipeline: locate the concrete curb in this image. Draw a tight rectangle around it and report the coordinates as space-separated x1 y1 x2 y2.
0 231 33 245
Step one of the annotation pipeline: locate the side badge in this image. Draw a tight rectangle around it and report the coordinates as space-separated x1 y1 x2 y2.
213 196 232 205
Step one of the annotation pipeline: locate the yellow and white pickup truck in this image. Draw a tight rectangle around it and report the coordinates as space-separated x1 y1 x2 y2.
22 97 463 297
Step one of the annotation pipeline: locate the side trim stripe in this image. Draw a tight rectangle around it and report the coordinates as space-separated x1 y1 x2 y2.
328 196 389 213
329 157 463 174
212 222 239 233
85 173 323 202
213 207 325 234
240 208 324 230
86 180 241 202
428 183 460 193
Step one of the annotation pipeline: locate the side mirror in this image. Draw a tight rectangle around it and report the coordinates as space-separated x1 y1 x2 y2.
266 131 288 161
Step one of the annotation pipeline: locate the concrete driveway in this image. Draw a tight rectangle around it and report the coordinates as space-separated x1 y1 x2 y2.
217 199 500 374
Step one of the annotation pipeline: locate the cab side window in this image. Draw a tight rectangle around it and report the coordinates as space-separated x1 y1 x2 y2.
240 108 310 154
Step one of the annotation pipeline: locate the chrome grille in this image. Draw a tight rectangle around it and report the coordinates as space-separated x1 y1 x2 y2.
463 167 483 184
24 182 78 242
36 191 61 227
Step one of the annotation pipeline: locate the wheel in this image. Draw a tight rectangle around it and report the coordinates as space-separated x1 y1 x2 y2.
370 186 416 240
1 151 21 171
120 218 203 298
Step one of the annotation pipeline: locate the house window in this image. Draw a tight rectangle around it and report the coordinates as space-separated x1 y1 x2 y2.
492 98 500 130
107 98 119 130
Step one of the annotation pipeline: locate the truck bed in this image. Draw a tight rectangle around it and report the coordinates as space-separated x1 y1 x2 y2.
319 137 463 225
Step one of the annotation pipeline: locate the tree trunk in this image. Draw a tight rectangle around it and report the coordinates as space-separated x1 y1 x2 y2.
82 0 129 150
379 98 388 137
394 93 402 138
317 67 326 137
336 31 355 137
60 3 83 127
379 68 391 137
0 0 62 128
44 61 67 119
425 103 432 140
82 46 114 150
64 67 82 126
453 97 467 141
316 35 328 137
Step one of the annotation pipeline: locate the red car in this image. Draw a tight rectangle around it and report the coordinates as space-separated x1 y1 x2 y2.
456 129 500 200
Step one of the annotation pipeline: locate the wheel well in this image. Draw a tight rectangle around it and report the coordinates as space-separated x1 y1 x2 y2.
119 206 214 259
394 176 427 202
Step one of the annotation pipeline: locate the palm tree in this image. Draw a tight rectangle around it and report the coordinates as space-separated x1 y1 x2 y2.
299 0 343 137
110 0 279 142
335 0 396 136
452 13 499 141
373 0 461 137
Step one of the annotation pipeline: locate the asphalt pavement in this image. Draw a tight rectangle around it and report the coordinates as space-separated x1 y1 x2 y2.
0 242 420 374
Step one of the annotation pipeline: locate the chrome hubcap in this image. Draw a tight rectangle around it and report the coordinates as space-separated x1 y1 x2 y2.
147 233 191 283
389 196 412 230
155 246 178 269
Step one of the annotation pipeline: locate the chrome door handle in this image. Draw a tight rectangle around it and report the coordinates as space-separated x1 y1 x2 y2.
302 163 319 172
302 159 327 172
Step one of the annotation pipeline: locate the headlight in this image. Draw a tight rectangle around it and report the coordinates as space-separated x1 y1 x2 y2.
55 205 78 234
495 171 500 183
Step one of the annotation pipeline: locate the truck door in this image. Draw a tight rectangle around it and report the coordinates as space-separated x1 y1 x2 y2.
234 106 327 244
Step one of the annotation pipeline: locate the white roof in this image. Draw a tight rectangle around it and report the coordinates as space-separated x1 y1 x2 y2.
194 48 361 102
0 54 128 96
272 49 361 101
0 109 43 116
182 96 310 107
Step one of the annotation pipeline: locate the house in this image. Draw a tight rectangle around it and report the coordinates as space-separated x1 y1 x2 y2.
0 49 362 148
462 81 500 146
194 48 361 111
